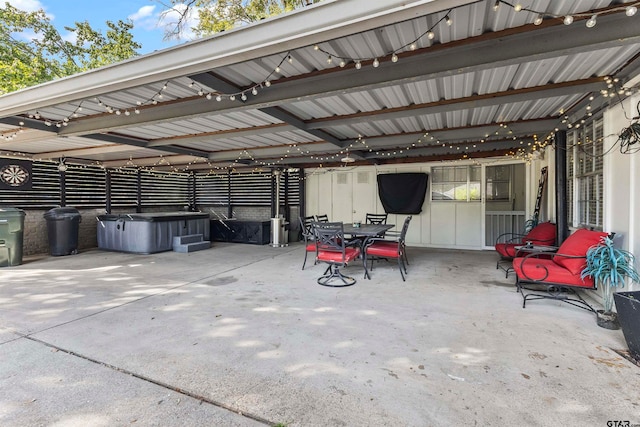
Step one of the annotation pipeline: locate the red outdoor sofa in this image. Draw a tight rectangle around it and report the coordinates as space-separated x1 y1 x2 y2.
513 228 609 311
495 221 557 276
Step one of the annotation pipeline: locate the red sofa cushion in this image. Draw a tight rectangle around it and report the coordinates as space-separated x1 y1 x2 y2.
526 222 556 245
495 243 518 259
513 257 595 289
553 229 608 276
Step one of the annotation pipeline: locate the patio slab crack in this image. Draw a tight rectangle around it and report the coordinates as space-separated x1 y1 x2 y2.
18 334 276 426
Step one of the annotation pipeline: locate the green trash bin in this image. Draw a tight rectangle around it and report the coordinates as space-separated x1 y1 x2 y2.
0 207 26 267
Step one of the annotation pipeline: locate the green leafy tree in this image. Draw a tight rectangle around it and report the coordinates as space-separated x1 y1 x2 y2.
158 0 321 39
0 2 141 94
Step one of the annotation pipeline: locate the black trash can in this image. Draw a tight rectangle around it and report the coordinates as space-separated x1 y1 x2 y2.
44 207 82 256
0 207 26 267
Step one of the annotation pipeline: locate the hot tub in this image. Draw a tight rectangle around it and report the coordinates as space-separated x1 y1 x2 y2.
97 212 210 254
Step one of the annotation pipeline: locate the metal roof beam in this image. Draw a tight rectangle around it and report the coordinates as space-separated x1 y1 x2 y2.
0 0 477 117
189 72 350 149
56 13 640 137
146 123 295 147
82 134 210 158
36 144 147 160
307 80 603 129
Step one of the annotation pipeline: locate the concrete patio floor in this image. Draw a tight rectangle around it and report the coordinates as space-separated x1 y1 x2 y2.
1 243 639 426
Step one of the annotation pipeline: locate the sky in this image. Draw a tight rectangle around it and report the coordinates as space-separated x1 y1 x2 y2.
7 0 200 54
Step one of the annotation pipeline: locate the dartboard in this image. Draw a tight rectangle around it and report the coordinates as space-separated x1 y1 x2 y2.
0 164 30 187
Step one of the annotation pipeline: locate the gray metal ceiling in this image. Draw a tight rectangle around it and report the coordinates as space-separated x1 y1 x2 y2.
1 0 640 170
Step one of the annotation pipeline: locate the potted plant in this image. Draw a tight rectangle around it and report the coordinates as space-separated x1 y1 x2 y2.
581 236 640 330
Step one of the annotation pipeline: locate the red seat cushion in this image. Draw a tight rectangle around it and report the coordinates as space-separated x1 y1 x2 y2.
366 242 400 258
513 257 595 288
305 243 316 252
317 247 360 263
526 222 556 245
553 229 608 276
495 243 519 259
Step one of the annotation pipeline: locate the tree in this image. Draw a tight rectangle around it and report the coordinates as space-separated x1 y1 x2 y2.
0 2 141 95
158 0 320 39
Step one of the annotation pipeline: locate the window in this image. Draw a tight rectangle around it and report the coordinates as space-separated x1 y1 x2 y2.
431 165 481 201
568 117 604 229
485 165 512 201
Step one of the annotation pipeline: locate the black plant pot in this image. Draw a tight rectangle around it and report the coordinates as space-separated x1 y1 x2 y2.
614 291 640 359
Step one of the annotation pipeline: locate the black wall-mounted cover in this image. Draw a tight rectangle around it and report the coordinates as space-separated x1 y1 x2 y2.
377 173 428 214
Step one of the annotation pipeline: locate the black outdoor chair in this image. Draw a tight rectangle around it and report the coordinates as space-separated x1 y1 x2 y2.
299 216 317 270
363 215 412 281
365 213 388 225
315 214 329 223
313 222 361 287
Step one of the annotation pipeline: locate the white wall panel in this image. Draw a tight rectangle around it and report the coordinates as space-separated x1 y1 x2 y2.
332 172 354 222
604 95 639 292
456 203 483 247
430 203 456 245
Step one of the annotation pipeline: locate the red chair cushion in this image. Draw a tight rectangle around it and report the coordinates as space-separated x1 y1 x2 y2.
553 229 608 276
513 257 595 288
305 243 316 252
526 222 556 245
366 242 400 258
495 243 518 259
317 247 360 263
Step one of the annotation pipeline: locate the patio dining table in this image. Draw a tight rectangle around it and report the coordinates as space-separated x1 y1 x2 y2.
342 223 394 252
342 223 394 239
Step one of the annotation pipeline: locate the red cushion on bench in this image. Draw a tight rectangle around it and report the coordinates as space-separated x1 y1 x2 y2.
513 257 596 288
526 222 556 245
553 229 608 276
495 243 518 259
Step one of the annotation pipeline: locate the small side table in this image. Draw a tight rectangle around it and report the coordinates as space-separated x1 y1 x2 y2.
514 245 558 255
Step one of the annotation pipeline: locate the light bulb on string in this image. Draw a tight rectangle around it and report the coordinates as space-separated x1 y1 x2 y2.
513 3 522 12
563 15 573 25
427 31 435 40
391 53 398 63
586 15 597 28
355 61 362 70
372 58 380 68
626 6 637 16
445 15 452 25
534 14 543 25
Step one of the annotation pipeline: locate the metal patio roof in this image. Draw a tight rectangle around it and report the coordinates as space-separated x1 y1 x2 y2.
1 0 640 171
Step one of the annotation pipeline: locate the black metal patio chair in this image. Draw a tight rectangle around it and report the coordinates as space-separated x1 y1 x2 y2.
313 221 361 287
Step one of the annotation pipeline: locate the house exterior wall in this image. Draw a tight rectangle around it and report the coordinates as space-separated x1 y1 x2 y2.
604 93 640 292
304 158 546 250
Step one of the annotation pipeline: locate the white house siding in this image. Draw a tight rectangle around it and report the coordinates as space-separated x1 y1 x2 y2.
604 93 640 292
304 160 552 251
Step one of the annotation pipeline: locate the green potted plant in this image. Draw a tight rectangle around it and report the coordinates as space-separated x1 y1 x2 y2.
581 236 640 330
